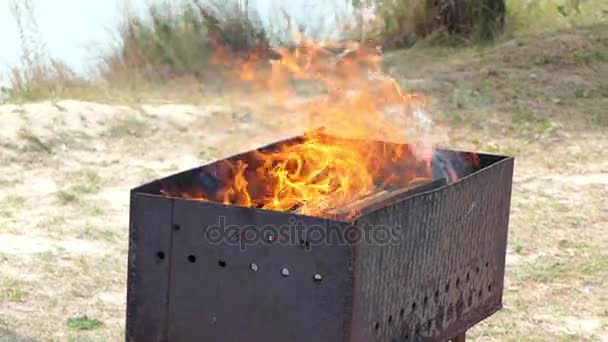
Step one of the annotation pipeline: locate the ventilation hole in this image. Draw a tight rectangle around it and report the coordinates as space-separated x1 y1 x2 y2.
388 315 393 324
488 284 493 292
456 277 461 287
300 239 311 249
218 260 227 268
478 289 483 298
466 272 470 282
485 261 490 268
172 224 181 231
399 308 405 317
404 333 409 340
188 255 196 263
434 290 440 300
415 326 421 335
412 302 417 312
476 266 480 274
445 282 450 292
374 322 379 331
423 296 428 306
156 251 165 260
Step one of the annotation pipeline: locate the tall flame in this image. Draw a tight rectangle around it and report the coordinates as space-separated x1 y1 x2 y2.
164 37 443 218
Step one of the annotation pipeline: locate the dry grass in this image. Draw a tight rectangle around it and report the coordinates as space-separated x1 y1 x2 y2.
3 0 606 105
2 0 271 104
3 0 96 103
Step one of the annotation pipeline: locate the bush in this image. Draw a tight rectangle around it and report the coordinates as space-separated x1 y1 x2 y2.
101 0 270 83
370 0 606 48
371 0 506 48
505 0 608 36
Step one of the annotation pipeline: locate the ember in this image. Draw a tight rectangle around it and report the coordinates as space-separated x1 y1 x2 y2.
161 38 477 218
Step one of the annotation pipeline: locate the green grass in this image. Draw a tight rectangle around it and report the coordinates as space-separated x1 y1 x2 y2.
0 288 28 303
56 191 80 205
69 169 102 193
107 116 149 138
364 0 607 48
66 315 103 331
0 196 26 219
506 0 608 36
0 278 29 304
17 128 52 154
509 110 562 140
76 225 120 242
55 169 102 205
101 0 269 85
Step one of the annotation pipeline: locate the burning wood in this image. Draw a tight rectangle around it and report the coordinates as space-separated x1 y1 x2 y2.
159 34 475 218
324 190 389 218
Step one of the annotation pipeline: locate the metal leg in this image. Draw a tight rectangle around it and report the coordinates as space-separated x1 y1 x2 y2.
450 331 466 342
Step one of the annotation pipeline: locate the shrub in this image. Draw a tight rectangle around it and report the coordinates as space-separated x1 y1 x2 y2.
101 0 270 83
370 0 506 48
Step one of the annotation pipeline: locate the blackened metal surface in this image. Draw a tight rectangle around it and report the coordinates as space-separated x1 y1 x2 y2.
349 157 514 342
126 193 174 342
126 134 514 342
166 201 355 342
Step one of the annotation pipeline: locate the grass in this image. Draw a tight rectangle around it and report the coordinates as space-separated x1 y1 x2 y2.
3 0 272 103
66 315 103 331
362 0 607 48
0 196 26 220
107 115 149 138
17 128 52 154
95 0 271 95
55 169 102 205
505 0 608 36
3 1 606 103
0 287 28 303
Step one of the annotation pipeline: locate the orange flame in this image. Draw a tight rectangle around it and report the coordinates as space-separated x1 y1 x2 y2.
164 38 442 218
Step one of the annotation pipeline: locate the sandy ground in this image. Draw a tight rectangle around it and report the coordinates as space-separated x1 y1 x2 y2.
0 98 605 341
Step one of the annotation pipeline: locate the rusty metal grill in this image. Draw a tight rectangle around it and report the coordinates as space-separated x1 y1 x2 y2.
125 134 514 342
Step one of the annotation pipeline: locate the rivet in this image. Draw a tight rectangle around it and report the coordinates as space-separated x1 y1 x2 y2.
313 274 323 281
281 267 290 277
250 263 258 272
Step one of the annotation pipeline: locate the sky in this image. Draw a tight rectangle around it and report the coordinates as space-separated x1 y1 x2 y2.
0 0 134 81
0 0 353 86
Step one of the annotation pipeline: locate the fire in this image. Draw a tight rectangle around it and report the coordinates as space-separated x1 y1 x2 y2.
163 37 449 218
